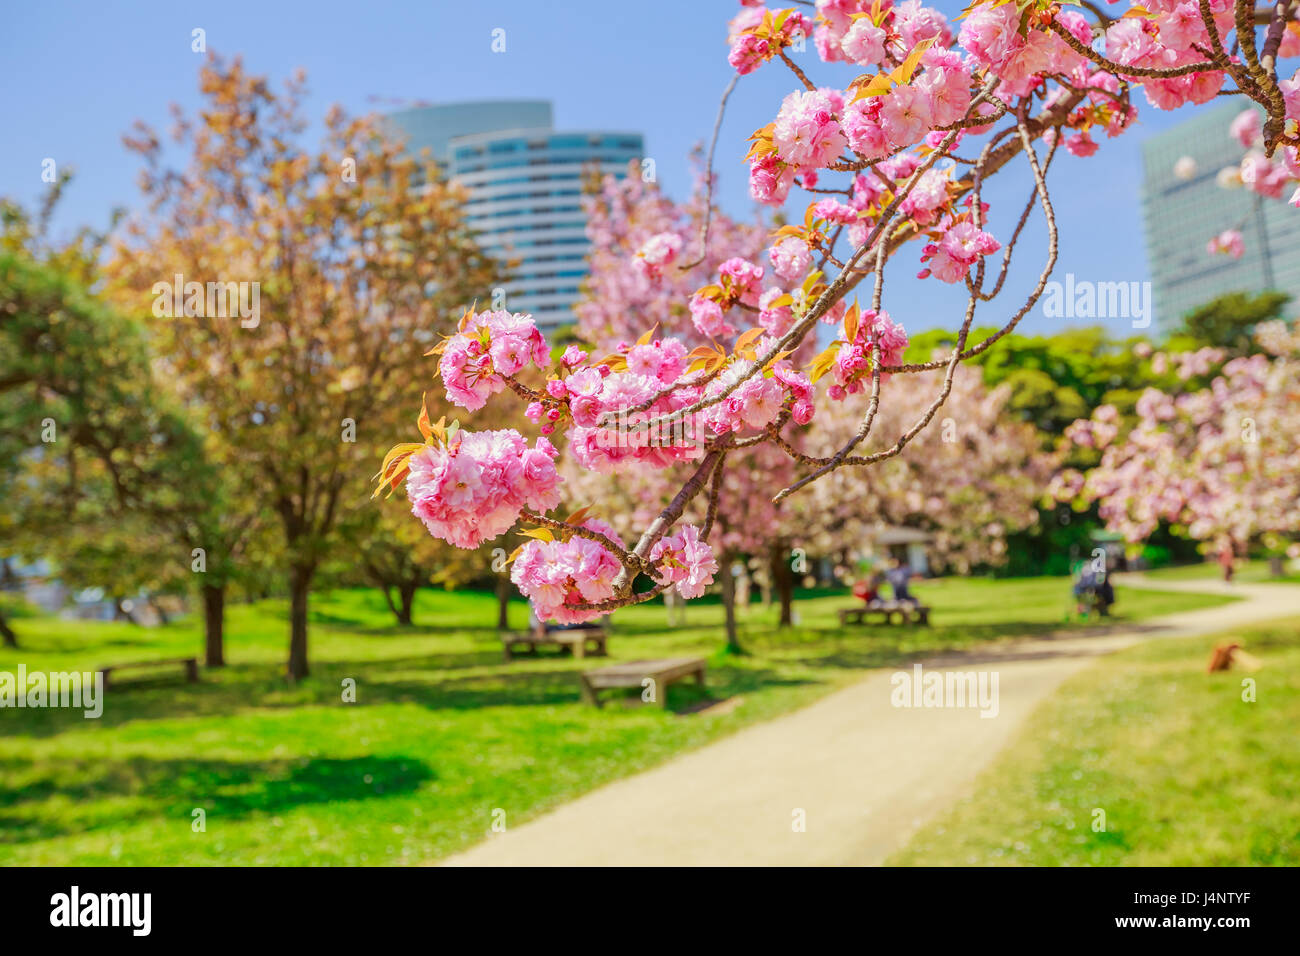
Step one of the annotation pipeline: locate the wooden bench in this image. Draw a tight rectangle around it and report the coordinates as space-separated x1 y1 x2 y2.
579 657 706 708
99 657 199 690
502 624 608 662
838 601 930 627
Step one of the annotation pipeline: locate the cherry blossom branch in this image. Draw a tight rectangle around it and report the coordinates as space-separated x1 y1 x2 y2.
614 446 727 594
700 453 726 543
879 99 1067 374
518 508 645 574
980 134 1060 301
1198 0 1260 102
567 581 670 613
679 72 741 271
779 49 817 91
1047 19 1218 78
774 283 978 501
1260 0 1297 71
630 104 987 438
773 106 1061 495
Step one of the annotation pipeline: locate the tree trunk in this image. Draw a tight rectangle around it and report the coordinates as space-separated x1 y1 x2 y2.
114 599 141 625
379 585 398 620
771 542 794 628
1269 556 1285 577
398 581 417 627
287 564 313 681
721 555 742 654
202 583 225 668
0 558 17 648
496 575 511 630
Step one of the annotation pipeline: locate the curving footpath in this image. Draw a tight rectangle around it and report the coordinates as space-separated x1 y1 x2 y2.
441 576 1300 866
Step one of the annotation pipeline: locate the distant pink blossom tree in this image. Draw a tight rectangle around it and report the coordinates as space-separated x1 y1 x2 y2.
805 362 1053 575
1055 321 1300 561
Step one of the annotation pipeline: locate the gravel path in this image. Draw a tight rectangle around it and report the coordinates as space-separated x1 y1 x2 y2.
442 576 1299 866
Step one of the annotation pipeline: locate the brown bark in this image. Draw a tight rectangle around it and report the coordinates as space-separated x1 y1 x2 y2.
202 583 225 667
721 554 741 654
496 575 511 630
398 581 416 627
0 612 16 648
771 542 794 628
287 564 313 681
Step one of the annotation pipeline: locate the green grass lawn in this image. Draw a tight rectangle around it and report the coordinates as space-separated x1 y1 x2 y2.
1144 558 1300 584
0 576 1234 865
889 616 1300 866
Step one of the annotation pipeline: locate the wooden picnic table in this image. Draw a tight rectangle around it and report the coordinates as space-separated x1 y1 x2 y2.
502 624 608 662
838 601 930 627
579 657 706 708
99 656 199 690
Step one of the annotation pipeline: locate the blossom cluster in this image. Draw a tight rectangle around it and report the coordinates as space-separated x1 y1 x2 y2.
1229 108 1300 205
406 430 562 548
509 518 627 623
827 307 909 400
437 310 550 411
918 211 1002 284
703 345 818 431
689 257 766 339
1057 325 1300 549
648 524 721 598
633 231 685 281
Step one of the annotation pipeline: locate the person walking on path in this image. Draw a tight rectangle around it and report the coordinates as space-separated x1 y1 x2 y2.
1218 541 1236 583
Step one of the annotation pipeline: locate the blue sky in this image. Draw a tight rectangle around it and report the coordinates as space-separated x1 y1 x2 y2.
0 0 1238 335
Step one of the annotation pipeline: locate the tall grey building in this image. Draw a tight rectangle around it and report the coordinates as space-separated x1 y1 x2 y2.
386 100 643 332
1140 101 1300 330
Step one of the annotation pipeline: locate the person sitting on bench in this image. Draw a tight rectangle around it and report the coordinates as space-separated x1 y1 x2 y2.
852 571 884 606
885 559 918 605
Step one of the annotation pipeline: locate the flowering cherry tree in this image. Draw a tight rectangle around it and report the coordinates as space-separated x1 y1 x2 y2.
805 362 1053 574
378 0 1300 624
1054 320 1300 557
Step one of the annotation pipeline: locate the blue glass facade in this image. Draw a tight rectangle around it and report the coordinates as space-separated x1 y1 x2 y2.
1140 102 1300 330
386 101 643 331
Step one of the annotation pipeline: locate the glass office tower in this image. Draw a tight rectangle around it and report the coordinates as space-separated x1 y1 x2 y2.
386 101 644 332
1140 101 1300 330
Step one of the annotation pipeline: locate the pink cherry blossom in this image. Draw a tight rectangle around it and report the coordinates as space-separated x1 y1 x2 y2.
773 89 847 171
1206 229 1244 259
879 84 932 149
438 310 549 411
1229 109 1262 148
842 18 887 66
633 231 684 281
407 430 562 549
769 236 813 283
649 524 720 599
